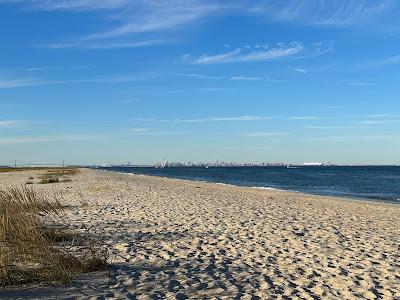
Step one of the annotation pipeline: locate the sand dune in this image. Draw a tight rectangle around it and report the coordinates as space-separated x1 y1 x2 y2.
1 169 399 299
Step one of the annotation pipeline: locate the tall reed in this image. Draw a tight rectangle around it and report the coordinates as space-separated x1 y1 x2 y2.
0 187 106 287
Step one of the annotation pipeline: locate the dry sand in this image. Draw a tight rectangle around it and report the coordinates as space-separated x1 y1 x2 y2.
0 168 399 299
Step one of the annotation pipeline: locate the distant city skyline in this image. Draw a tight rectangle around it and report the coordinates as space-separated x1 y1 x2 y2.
1 1 400 165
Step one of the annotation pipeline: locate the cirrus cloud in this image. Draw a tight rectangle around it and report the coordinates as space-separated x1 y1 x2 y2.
189 41 333 64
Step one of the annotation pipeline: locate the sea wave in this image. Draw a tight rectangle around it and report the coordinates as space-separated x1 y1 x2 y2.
251 186 301 193
252 186 278 191
99 167 400 204
215 182 235 187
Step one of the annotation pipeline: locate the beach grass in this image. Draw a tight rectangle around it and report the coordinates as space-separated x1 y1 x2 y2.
0 167 79 173
0 187 107 287
38 168 79 184
0 167 59 173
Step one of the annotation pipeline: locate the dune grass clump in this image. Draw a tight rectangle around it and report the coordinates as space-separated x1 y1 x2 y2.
38 168 79 184
0 187 69 286
0 168 23 173
0 167 80 184
0 187 107 287
0 167 68 173
39 177 60 184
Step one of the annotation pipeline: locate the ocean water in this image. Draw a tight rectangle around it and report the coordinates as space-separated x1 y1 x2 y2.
100 166 400 203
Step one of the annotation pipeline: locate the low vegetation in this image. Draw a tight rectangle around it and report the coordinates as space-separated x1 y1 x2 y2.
0 187 107 287
0 168 31 173
0 167 67 173
38 168 79 184
0 167 80 185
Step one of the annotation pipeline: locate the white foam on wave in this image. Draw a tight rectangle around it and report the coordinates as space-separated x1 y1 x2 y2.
252 186 279 191
215 182 244 188
252 186 300 193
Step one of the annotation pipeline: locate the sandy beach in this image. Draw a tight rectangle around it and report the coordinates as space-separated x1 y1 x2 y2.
0 168 399 299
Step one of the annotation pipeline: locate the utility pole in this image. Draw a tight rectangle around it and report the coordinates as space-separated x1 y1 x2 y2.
14 160 17 168
62 160 65 168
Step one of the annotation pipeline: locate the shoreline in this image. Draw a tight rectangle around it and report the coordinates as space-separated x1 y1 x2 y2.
1 168 399 299
101 168 400 206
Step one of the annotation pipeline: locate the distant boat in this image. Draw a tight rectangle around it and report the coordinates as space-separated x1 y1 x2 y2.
286 165 299 169
303 162 323 166
160 158 167 168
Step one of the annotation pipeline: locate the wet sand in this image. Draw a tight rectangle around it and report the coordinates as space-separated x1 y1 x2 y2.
0 168 399 299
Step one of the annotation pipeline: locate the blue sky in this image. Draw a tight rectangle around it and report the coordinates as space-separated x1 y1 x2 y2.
0 0 400 165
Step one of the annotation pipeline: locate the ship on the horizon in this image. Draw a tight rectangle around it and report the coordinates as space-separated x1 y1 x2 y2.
302 162 324 166
155 158 168 168
286 164 299 169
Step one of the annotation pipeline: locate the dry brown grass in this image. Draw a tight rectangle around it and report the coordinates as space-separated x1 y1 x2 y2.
38 169 80 184
0 167 79 173
0 168 80 185
0 168 30 173
43 169 80 177
0 187 107 287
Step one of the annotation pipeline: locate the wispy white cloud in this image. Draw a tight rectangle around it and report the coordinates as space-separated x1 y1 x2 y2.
0 71 282 90
0 74 158 89
366 114 390 118
0 133 107 145
131 118 159 122
243 132 290 137
128 128 152 132
9 128 33 132
299 134 400 142
176 73 280 82
230 76 262 81
220 145 276 150
131 115 324 123
15 67 47 72
3 0 393 28
0 119 47 130
76 74 158 83
176 73 224 80
192 43 304 64
0 120 21 127
288 116 320 120
127 131 188 136
174 115 273 123
1 0 394 52
322 105 349 109
190 41 332 64
4 0 225 49
248 0 393 26
362 54 400 69
133 87 230 95
264 77 286 83
292 41 334 59
350 81 376 86
85 12 210 40
45 39 165 49
4 0 131 11
359 119 400 125
191 48 241 64
197 87 229 92
305 125 359 129
130 115 276 123
0 78 44 89
289 65 307 73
